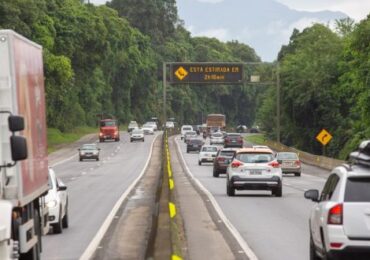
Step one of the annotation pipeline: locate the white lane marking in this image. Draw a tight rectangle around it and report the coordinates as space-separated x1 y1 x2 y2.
79 134 159 260
175 137 258 260
51 154 78 167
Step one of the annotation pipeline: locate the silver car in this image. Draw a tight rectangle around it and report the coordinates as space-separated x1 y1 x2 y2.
210 132 224 145
276 152 301 176
130 128 145 142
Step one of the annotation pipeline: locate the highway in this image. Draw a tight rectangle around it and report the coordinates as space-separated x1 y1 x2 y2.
42 132 158 260
175 136 329 260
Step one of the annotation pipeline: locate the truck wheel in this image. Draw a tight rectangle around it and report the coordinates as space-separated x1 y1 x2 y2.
115 138 120 142
198 161 202 166
96 157 99 161
226 179 235 196
79 157 82 162
53 207 63 234
62 202 69 228
295 172 301 177
99 139 104 143
213 169 219 177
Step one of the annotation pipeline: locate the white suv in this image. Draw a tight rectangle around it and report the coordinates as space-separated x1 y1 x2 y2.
181 125 193 140
226 147 282 197
305 140 370 260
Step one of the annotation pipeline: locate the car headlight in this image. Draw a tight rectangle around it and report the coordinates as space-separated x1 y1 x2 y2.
47 200 58 208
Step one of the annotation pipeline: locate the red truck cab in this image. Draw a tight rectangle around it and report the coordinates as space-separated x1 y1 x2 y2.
99 119 120 142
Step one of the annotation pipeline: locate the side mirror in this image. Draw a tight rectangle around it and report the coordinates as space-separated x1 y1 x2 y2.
8 115 24 132
58 185 67 191
10 136 27 161
304 189 319 202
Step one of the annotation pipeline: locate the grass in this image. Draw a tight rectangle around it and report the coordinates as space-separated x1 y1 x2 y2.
244 133 267 145
47 126 97 154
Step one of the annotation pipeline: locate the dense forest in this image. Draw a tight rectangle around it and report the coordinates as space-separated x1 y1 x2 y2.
0 0 369 158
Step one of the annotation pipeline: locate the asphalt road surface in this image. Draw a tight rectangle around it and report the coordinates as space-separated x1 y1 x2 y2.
176 136 330 260
42 132 158 260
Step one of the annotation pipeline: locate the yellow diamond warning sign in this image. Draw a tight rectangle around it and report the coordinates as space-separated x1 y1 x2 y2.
174 66 188 81
316 129 333 146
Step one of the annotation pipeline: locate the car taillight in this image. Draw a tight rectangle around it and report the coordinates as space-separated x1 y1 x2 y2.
328 204 343 225
268 161 280 168
330 243 343 249
295 160 301 166
231 160 243 168
217 157 225 162
99 132 103 136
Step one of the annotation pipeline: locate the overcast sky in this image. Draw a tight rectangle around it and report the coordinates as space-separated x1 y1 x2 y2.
197 0 369 21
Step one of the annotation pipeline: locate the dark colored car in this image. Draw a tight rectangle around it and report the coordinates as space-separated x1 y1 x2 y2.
213 148 237 177
224 133 243 148
186 139 204 153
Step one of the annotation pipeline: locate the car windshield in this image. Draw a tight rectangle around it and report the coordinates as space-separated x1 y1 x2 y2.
344 177 370 202
236 153 274 163
82 145 97 150
100 120 117 127
212 133 223 138
132 129 143 134
186 131 196 135
277 153 298 160
202 146 218 152
220 151 235 157
183 127 192 131
191 139 202 144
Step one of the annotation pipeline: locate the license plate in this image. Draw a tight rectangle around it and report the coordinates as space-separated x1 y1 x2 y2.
250 170 262 175
283 162 293 167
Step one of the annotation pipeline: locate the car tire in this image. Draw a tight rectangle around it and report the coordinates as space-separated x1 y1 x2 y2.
130 139 133 142
79 157 82 162
199 161 201 166
310 235 320 260
213 169 219 177
226 179 235 196
62 202 69 229
295 172 301 177
99 139 104 143
273 183 283 197
115 138 120 142
53 206 63 234
142 139 144 142
187 150 189 153
96 157 99 161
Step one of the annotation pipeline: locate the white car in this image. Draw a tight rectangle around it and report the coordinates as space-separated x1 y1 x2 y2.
226 147 282 197
142 124 155 135
198 145 219 165
146 121 158 131
165 121 175 128
181 125 193 140
130 128 145 142
305 140 370 260
210 132 224 145
46 168 68 234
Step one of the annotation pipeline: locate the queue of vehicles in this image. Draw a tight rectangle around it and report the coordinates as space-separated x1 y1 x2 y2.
180 121 370 259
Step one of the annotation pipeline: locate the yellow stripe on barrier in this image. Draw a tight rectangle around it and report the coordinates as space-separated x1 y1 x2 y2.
169 202 176 218
172 255 183 260
169 178 174 190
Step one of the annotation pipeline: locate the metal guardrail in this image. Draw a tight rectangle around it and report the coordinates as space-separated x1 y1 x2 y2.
265 140 344 171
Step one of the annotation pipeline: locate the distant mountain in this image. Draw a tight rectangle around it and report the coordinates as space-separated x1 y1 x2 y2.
176 0 348 61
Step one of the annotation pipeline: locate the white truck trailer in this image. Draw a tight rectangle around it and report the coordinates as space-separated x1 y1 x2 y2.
0 30 49 260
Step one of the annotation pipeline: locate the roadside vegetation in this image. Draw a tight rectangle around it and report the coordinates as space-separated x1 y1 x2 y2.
47 127 97 153
0 1 368 158
244 134 267 145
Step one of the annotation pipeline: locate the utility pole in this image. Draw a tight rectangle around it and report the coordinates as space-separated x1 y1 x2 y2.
276 62 281 143
163 63 167 126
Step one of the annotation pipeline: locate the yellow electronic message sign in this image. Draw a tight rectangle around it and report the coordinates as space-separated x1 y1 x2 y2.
170 63 244 84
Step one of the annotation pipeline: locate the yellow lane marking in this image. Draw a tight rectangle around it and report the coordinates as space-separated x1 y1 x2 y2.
169 202 176 218
169 178 174 190
172 255 183 260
